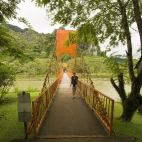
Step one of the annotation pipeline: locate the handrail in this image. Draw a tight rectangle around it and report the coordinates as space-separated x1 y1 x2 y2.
78 80 115 136
25 72 63 138
25 71 115 138
66 71 115 136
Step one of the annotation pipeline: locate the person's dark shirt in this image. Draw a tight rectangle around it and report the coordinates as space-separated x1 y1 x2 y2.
71 75 78 87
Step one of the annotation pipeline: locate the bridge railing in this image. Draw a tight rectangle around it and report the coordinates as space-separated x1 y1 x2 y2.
77 80 115 136
25 72 63 138
66 71 115 136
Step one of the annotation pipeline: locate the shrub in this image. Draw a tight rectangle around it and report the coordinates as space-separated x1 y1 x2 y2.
0 64 16 103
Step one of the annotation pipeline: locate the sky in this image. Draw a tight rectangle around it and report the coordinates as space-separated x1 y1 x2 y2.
9 1 70 34
100 23 141 59
9 1 141 59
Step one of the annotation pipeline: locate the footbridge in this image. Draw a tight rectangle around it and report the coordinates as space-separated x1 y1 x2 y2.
11 30 136 142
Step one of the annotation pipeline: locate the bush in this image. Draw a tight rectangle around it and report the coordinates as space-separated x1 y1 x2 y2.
0 64 16 102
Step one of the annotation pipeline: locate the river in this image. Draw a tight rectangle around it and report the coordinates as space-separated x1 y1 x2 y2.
10 78 141 102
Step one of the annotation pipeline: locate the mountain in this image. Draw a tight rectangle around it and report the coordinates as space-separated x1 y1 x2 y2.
7 24 55 60
8 24 46 34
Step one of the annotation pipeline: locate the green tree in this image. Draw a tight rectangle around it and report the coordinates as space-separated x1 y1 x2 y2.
44 32 56 57
0 0 29 101
60 54 72 63
35 0 142 121
0 64 16 103
82 50 91 56
104 55 129 118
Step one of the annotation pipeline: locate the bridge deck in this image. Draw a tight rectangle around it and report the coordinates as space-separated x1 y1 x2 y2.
10 73 136 142
38 73 107 138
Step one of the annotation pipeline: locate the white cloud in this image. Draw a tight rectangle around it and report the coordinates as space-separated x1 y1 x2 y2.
101 23 141 59
9 1 65 33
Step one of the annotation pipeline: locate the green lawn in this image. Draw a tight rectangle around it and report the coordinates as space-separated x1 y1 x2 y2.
0 92 39 142
113 103 142 142
0 93 142 142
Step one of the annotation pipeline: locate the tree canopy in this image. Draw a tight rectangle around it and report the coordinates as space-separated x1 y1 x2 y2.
35 0 141 50
34 0 142 122
0 0 32 101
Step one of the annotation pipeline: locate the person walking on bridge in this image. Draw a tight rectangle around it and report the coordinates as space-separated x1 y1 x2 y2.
70 72 78 99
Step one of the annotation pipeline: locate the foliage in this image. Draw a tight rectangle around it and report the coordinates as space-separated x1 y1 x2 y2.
0 0 32 28
1 94 142 141
0 0 21 22
0 64 16 103
35 0 133 46
35 0 142 122
0 0 57 102
103 55 141 120
9 58 50 75
82 50 91 56
8 24 56 60
67 56 109 76
104 56 129 82
59 54 72 63
0 92 38 141
0 0 34 101
13 86 40 93
114 103 142 142
0 25 25 59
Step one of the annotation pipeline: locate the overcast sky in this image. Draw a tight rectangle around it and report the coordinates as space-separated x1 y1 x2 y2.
9 1 141 59
105 23 141 59
9 1 67 33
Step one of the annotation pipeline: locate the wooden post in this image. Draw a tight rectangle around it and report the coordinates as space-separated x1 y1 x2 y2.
24 122 28 139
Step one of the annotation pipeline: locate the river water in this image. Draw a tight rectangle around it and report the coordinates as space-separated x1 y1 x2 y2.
11 78 141 102
92 78 142 102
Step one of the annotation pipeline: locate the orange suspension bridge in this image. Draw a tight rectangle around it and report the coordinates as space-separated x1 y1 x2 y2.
11 30 136 142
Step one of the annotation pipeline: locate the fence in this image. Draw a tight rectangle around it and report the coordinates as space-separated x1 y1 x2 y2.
77 80 115 136
66 71 115 136
25 72 63 138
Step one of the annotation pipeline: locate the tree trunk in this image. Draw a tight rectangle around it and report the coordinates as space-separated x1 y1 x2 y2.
117 0 142 121
123 77 142 121
132 0 142 56
110 74 127 118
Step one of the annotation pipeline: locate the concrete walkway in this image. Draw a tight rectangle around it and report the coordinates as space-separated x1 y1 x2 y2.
10 73 136 142
37 73 107 138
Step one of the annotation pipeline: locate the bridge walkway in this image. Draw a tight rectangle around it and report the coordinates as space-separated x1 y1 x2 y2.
37 72 107 138
10 73 136 142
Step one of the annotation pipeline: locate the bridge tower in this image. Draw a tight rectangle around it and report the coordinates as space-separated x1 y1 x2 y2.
56 30 77 72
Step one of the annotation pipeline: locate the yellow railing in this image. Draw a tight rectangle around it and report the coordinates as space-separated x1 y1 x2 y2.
25 72 63 138
66 71 115 136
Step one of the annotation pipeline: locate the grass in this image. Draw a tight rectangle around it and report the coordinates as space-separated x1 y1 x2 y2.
113 103 142 142
0 94 142 142
13 86 40 93
0 76 142 142
16 75 45 80
90 73 110 78
0 92 39 142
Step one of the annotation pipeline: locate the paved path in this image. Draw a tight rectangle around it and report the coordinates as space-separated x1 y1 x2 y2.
10 73 136 142
38 73 107 138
